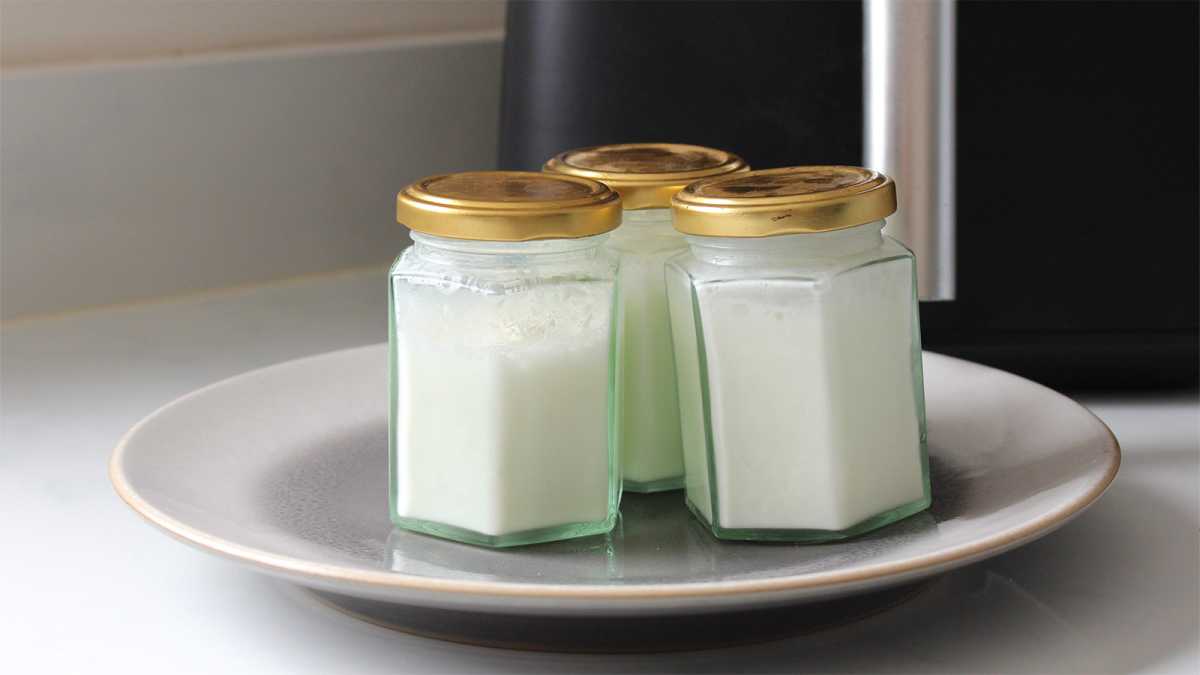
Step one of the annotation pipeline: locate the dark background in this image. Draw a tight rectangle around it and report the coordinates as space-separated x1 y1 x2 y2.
498 0 1199 389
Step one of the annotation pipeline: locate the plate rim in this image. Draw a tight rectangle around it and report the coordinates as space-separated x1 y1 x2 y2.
109 345 1121 601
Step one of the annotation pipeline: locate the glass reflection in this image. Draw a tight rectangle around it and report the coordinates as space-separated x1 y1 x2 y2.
385 492 938 585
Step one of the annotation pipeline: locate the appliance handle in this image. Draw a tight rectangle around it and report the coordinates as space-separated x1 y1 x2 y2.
865 0 956 301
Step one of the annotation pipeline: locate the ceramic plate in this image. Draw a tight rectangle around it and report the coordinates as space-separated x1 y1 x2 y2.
111 345 1118 644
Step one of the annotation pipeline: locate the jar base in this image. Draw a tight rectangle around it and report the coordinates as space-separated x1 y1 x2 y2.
686 495 932 543
622 475 685 493
391 513 617 548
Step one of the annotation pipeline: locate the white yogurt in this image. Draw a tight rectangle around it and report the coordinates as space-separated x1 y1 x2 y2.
667 222 929 535
390 238 618 542
606 208 688 490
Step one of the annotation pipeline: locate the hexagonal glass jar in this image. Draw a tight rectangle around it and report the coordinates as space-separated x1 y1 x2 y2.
666 167 931 542
544 143 749 494
389 171 623 547
602 207 690 491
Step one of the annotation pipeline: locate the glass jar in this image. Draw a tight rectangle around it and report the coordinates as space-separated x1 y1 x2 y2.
544 143 748 493
666 166 930 541
390 171 623 547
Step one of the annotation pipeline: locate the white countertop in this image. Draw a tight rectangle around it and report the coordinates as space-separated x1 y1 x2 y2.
3 268 1197 674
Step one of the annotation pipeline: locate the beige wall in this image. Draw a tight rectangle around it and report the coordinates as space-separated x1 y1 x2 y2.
2 2 507 318
1 0 506 67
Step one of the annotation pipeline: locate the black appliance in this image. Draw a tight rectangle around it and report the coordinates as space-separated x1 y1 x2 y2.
498 0 1198 389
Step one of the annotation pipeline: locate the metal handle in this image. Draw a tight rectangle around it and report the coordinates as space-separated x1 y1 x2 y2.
865 0 956 301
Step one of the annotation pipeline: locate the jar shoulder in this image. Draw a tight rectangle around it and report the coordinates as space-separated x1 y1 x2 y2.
668 236 914 284
389 245 416 275
390 244 619 294
606 226 688 256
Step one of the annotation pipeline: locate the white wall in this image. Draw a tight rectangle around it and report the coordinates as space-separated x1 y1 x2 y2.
1 2 506 319
2 1 506 67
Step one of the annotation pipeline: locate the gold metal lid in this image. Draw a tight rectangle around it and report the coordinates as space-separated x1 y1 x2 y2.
542 143 749 209
396 171 622 241
671 166 898 237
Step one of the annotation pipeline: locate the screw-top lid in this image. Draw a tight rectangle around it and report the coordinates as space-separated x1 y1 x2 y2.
543 143 748 210
671 166 898 237
396 171 622 241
